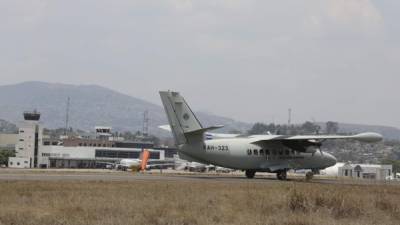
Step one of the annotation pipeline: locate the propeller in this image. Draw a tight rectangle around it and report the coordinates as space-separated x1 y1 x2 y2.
308 139 324 156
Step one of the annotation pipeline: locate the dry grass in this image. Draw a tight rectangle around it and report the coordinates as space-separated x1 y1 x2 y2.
0 179 399 225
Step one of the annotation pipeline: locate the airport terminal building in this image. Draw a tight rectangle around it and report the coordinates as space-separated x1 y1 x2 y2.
8 112 170 169
38 145 165 169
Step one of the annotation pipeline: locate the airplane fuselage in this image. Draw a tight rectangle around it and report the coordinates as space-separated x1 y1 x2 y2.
179 138 337 172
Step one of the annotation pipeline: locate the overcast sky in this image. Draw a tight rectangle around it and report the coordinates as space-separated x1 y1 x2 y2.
1 0 399 127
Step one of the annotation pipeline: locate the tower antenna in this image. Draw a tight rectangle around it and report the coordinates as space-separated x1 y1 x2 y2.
142 110 149 137
65 97 70 136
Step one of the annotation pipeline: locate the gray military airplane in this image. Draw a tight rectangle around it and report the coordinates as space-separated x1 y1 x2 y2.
159 91 383 180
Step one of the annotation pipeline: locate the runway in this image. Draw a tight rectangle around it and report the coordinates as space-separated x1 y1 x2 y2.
0 169 396 186
0 171 281 183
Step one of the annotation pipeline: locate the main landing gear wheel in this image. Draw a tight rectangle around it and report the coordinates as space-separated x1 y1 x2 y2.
276 170 287 181
245 170 256 179
306 172 314 181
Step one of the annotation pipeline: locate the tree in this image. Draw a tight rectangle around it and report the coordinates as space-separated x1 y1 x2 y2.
228 129 242 134
381 159 400 174
0 149 15 166
248 123 269 135
248 123 278 135
301 121 320 134
326 121 339 134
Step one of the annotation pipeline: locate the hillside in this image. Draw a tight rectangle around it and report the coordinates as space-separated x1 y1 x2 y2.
0 82 250 135
0 119 17 134
317 122 400 141
0 82 399 140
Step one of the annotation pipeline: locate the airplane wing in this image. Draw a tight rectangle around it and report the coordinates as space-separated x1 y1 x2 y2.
146 163 175 169
250 132 383 153
250 132 383 144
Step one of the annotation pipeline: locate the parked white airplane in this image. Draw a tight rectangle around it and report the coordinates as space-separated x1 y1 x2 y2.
173 155 215 172
116 150 151 171
159 91 383 180
116 150 174 171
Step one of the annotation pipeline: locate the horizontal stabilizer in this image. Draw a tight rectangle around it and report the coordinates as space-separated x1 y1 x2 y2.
185 125 224 136
159 125 172 132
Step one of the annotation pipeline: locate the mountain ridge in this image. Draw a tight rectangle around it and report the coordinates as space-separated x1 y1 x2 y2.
0 81 399 140
0 81 250 135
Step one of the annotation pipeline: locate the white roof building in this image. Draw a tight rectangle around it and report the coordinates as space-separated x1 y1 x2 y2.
338 163 392 180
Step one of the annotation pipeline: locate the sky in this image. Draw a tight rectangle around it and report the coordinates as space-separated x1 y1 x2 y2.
1 0 399 127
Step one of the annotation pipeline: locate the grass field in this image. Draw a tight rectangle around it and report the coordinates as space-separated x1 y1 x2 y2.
0 178 399 225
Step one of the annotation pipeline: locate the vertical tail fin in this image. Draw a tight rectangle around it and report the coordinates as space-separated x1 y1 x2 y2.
159 91 203 145
140 150 150 171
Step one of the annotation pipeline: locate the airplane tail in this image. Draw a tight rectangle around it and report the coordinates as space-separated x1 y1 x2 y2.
159 91 223 145
140 149 150 171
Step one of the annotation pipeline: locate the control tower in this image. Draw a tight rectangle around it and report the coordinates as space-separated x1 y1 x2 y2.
95 126 112 140
8 110 43 168
23 110 41 121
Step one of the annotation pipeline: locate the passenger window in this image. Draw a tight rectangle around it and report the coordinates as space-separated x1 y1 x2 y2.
247 149 252 155
260 149 264 155
253 149 258 156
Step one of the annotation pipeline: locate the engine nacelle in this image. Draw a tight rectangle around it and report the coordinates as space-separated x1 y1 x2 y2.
305 146 319 154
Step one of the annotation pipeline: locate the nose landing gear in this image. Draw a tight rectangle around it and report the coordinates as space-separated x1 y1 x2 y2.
276 170 287 180
245 170 256 179
306 171 314 181
306 169 320 181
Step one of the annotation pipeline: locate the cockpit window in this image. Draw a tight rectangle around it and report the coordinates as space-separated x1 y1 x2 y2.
247 149 252 155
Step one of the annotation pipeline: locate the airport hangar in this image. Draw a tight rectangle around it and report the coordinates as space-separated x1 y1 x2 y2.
8 111 176 169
